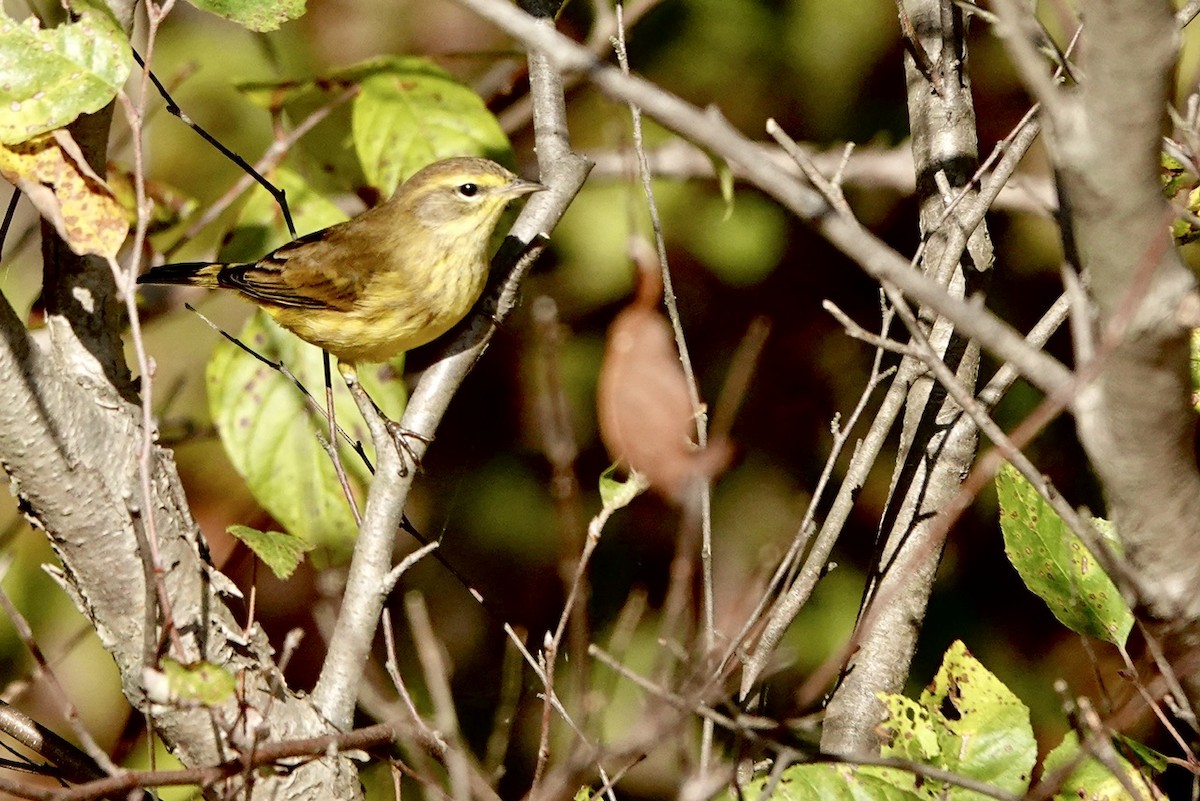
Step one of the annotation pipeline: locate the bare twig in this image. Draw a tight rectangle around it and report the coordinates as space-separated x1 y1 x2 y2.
734 296 898 694
611 1 717 771
0 571 120 776
119 0 188 670
451 0 1074 398
406 593 471 801
164 85 358 257
131 48 298 239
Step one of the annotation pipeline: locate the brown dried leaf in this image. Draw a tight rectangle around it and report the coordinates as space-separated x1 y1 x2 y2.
0 130 126 258
597 280 729 503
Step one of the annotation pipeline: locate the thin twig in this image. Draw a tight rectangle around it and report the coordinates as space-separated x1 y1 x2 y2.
131 48 297 239
824 301 920 357
119 0 188 671
164 85 358 257
182 303 374 470
612 4 717 771
0 188 20 255
733 296 898 695
532 496 605 786
0 569 121 776
406 593 471 801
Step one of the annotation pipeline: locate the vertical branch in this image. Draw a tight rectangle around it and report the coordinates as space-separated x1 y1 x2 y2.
1051 0 1200 703
311 0 591 730
821 0 993 756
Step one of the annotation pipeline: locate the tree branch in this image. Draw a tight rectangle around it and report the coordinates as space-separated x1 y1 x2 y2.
309 11 592 729
820 0 991 755
449 0 1073 399
1045 0 1200 706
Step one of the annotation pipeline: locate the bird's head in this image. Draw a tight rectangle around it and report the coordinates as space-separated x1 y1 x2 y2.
398 157 544 238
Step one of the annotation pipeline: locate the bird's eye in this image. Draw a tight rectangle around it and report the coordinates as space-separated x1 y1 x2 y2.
456 182 480 198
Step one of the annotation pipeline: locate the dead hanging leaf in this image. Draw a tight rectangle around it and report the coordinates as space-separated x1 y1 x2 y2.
597 267 730 503
0 130 126 258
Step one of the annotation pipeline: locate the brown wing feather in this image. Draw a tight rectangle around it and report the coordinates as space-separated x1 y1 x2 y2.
218 221 379 311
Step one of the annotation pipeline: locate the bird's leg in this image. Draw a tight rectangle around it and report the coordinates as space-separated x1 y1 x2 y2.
322 352 361 523
338 361 430 477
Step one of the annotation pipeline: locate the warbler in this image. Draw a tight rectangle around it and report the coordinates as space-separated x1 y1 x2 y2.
138 157 544 373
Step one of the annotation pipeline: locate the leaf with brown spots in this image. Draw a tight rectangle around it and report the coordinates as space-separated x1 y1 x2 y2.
995 461 1132 645
0 130 125 257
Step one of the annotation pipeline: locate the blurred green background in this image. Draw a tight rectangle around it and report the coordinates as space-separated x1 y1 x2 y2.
3 0 1198 797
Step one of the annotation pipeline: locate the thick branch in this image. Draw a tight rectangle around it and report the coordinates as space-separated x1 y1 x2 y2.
821 0 990 756
1055 4 1200 628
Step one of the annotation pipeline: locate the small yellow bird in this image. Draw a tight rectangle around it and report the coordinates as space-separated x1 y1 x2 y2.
139 157 544 372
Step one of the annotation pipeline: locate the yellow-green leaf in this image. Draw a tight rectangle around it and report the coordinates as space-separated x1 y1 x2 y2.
0 2 131 144
227 524 313 580
187 0 306 32
1043 732 1163 801
0 131 125 257
996 462 1133 645
729 763 921 801
599 463 648 511
878 641 1036 801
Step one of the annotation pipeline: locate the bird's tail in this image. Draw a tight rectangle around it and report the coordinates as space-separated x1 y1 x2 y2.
137 262 226 288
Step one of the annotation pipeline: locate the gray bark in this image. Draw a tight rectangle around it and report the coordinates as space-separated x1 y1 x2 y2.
0 4 362 795
1050 0 1200 717
821 0 992 756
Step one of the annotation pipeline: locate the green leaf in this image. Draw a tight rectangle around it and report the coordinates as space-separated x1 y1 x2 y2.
227 524 314 580
878 640 1036 801
996 462 1133 644
238 57 511 196
351 57 512 196
1160 151 1193 198
206 170 407 556
218 167 346 262
207 310 406 555
160 659 237 705
1043 732 1162 801
187 0 306 32
1113 734 1169 776
730 763 921 801
598 463 648 511
0 1 132 144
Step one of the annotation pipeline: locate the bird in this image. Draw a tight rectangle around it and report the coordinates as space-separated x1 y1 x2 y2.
139 156 544 367
139 156 544 469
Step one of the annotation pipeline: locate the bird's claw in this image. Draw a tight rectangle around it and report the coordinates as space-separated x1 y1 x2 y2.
385 421 433 477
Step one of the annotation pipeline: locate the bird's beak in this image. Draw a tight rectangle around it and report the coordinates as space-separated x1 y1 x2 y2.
508 179 547 197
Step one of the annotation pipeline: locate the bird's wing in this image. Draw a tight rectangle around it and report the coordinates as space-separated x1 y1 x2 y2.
218 225 368 311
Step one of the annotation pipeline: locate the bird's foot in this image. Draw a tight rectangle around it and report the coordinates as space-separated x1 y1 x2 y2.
385 421 433 477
